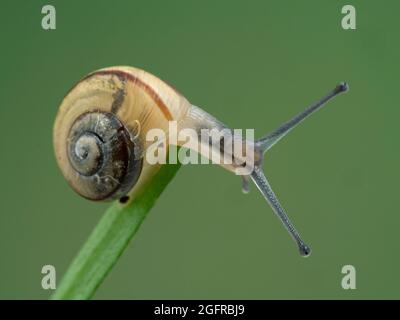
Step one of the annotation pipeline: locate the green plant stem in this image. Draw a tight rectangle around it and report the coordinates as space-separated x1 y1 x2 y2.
51 162 181 300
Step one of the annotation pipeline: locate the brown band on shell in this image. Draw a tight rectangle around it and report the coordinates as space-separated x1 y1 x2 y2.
83 69 173 121
110 76 127 114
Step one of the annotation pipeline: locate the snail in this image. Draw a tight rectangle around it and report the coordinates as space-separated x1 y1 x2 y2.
53 66 348 256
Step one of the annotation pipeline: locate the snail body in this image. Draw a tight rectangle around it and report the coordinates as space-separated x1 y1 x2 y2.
54 66 348 256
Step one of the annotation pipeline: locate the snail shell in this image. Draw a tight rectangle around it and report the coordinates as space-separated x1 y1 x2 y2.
53 66 191 201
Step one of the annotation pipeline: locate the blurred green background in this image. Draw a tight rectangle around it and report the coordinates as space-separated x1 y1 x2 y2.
0 0 398 299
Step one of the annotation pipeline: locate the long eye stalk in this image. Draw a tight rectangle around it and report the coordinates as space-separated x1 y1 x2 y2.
252 82 349 257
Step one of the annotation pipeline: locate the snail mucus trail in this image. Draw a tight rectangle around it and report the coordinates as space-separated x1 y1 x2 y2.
53 66 349 257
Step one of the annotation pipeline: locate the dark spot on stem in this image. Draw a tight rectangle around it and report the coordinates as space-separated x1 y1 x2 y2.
119 195 129 204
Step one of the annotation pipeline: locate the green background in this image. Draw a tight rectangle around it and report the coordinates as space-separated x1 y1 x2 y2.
0 0 398 299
